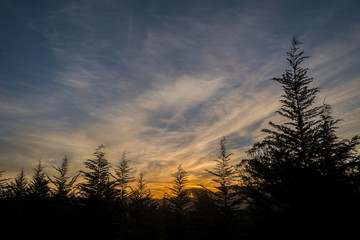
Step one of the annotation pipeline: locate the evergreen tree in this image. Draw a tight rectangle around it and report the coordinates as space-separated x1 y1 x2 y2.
10 168 28 199
206 137 237 216
29 161 50 199
263 37 321 167
114 152 134 200
128 173 160 240
48 155 79 198
242 37 322 209
129 172 152 203
166 164 191 216
164 165 192 240
80 145 116 201
241 36 360 238
78 145 121 239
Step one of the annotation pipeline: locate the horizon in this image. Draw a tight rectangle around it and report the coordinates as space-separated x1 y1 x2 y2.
1 0 359 196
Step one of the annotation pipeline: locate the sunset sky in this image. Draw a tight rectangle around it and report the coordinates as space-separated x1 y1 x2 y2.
1 0 359 196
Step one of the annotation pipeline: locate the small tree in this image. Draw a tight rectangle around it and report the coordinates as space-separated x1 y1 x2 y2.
204 137 238 238
10 168 28 199
80 145 116 201
206 137 236 215
130 172 152 203
127 172 159 240
166 165 191 216
29 161 50 199
114 152 134 200
164 165 192 240
48 155 79 198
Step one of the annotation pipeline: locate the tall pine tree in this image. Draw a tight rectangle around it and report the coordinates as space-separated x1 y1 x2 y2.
241 36 360 238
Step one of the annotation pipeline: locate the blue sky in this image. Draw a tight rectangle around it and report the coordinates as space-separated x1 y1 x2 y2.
1 0 359 194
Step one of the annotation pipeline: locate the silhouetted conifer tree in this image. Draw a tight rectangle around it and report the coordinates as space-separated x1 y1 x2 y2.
80 145 116 200
206 137 237 216
241 36 360 239
204 137 239 239
77 145 121 239
130 172 152 203
127 173 161 240
114 152 134 200
165 165 191 240
241 37 323 238
29 161 50 199
243 37 322 204
263 37 321 166
166 165 191 216
10 168 28 199
48 155 79 199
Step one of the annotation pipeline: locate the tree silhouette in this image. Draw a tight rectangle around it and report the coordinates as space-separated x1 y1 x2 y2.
48 155 79 199
204 137 238 239
164 165 191 240
243 37 325 237
166 165 191 216
80 145 116 201
206 137 237 216
77 145 121 239
10 168 28 199
263 37 321 167
28 161 50 199
130 172 152 203
114 152 134 201
243 36 322 200
241 36 360 239
127 173 161 240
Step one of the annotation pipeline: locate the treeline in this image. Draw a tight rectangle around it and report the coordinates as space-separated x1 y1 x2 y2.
0 37 359 240
0 141 242 240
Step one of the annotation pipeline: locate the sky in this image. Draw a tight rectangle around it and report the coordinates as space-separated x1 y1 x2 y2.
1 0 359 196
